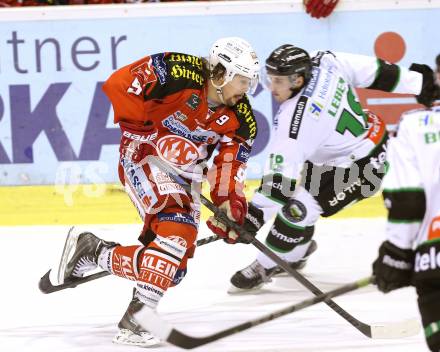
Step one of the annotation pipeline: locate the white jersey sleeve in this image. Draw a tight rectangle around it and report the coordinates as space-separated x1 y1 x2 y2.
383 107 440 249
329 52 423 95
382 116 424 249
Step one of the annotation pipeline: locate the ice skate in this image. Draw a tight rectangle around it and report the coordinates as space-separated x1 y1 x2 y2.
56 227 117 285
228 240 317 293
113 291 161 348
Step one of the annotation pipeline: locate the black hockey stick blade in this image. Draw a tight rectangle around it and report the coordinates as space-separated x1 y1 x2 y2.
39 270 110 294
150 158 421 339
39 234 219 294
136 276 374 349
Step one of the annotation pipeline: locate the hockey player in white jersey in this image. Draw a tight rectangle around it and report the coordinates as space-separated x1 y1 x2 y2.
373 106 440 352
226 44 439 291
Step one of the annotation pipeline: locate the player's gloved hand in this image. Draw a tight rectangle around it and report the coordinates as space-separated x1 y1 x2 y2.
372 240 414 293
235 202 265 244
304 0 339 19
409 63 438 107
119 121 158 163
207 194 247 244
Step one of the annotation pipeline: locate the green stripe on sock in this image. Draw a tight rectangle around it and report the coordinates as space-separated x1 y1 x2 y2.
425 321 440 339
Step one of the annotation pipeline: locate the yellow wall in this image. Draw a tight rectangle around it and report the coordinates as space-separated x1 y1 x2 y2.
0 181 386 226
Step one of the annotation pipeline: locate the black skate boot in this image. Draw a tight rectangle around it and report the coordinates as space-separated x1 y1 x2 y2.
113 289 161 347
229 240 317 293
57 227 117 284
229 259 281 293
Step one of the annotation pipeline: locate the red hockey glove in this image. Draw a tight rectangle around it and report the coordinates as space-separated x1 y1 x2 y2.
207 194 247 244
119 121 158 163
304 0 339 19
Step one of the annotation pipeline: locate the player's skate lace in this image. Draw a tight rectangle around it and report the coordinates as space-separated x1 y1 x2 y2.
241 260 272 282
64 232 117 281
72 256 97 277
230 260 277 290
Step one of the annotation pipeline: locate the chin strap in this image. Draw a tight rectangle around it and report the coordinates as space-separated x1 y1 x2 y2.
210 78 226 105
215 88 225 104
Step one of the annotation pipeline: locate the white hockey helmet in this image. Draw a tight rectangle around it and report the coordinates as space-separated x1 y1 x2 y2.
209 37 260 94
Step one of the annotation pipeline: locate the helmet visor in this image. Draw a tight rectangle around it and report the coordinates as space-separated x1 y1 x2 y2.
228 73 259 95
261 67 296 91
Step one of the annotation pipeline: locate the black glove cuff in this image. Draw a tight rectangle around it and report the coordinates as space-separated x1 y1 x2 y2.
382 240 415 265
409 63 437 107
245 203 265 231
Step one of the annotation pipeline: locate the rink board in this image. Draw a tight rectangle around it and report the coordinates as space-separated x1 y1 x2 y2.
1 1 440 185
0 181 386 226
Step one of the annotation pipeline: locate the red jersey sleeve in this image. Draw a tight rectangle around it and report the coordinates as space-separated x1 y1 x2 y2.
102 52 206 125
208 95 258 205
102 55 162 123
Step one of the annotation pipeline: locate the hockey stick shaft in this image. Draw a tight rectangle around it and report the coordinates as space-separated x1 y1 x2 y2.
39 234 219 294
149 158 377 338
136 276 373 349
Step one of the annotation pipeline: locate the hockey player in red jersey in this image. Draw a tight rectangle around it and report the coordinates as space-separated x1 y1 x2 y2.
373 106 440 352
54 37 259 347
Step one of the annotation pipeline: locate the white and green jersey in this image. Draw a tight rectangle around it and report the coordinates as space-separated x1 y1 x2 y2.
383 107 440 249
265 51 422 180
252 51 423 216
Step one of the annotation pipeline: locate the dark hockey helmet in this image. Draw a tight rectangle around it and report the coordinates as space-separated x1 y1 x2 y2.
265 44 312 83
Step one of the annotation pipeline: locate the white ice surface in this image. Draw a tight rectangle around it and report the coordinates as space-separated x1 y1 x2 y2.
0 219 428 352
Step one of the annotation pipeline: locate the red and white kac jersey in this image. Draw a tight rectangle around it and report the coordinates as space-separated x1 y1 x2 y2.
102 52 257 203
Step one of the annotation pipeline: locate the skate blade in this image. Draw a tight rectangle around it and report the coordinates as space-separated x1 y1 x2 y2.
227 283 265 295
112 329 162 347
56 227 81 285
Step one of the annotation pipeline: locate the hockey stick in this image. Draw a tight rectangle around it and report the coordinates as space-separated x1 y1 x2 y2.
39 233 220 294
150 157 420 339
135 276 374 349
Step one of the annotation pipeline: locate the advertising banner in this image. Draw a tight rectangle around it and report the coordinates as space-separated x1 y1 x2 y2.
0 2 439 184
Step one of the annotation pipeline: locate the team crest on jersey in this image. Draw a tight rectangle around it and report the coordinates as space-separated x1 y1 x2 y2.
157 135 200 166
429 216 440 241
130 60 157 86
419 113 435 126
186 93 201 110
308 101 323 119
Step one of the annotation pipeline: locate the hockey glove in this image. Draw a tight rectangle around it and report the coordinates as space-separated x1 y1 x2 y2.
304 0 339 19
119 121 158 163
372 240 414 293
235 202 265 244
409 63 439 107
207 194 247 244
